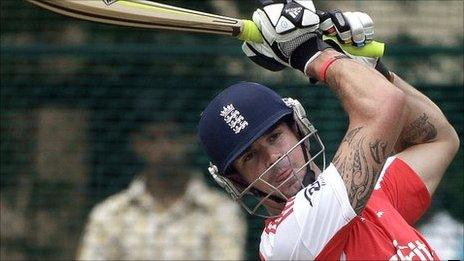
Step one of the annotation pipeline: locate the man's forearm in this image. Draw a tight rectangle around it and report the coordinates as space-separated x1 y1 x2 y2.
306 50 404 124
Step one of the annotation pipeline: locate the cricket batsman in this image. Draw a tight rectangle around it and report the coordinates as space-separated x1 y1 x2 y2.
198 0 459 259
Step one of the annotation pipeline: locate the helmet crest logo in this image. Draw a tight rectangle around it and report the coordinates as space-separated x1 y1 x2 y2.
220 104 249 134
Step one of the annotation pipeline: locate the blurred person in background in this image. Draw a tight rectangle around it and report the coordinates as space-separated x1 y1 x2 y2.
1 194 27 260
77 108 246 260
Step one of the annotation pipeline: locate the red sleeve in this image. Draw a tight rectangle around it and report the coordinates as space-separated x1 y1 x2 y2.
379 157 431 225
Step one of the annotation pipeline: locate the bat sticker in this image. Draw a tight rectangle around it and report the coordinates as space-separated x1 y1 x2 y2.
103 0 118 6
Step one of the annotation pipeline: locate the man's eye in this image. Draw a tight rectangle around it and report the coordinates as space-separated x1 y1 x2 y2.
243 152 254 162
269 132 281 142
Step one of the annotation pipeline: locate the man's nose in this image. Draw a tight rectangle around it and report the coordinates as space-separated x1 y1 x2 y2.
265 146 283 169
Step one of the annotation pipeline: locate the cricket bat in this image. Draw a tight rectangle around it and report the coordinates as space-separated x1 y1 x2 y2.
27 0 385 58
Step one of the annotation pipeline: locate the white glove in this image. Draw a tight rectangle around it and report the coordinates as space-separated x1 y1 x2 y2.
319 10 374 46
242 0 331 74
319 10 376 66
318 10 391 79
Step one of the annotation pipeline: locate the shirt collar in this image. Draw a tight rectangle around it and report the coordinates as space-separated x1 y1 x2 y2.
126 174 210 212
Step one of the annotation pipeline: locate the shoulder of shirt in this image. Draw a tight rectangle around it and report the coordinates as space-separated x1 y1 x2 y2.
315 163 339 180
87 184 139 222
188 172 240 212
189 174 245 225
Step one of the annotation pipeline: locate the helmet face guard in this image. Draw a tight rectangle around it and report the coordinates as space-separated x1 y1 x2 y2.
198 82 326 218
210 132 325 218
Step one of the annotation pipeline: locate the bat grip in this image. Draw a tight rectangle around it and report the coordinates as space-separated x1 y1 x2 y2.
238 20 263 43
240 21 385 58
322 35 385 58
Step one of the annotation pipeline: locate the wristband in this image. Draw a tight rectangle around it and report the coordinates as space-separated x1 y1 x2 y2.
319 55 350 82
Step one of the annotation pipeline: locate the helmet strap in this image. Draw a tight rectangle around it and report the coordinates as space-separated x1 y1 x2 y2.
303 168 316 186
295 124 316 186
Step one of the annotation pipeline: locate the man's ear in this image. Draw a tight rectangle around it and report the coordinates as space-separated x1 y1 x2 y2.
289 119 304 139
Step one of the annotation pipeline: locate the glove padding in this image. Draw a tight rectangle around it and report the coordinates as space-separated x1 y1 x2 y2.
242 0 331 74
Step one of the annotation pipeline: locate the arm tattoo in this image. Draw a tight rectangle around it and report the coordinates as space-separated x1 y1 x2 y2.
370 140 388 164
333 127 391 214
401 113 437 147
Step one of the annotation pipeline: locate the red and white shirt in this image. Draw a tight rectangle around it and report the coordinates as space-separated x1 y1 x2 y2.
259 156 438 260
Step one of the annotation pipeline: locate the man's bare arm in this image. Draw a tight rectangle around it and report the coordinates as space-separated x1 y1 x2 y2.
390 73 460 196
306 50 406 214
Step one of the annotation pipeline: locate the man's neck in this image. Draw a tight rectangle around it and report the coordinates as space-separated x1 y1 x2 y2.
142 169 190 208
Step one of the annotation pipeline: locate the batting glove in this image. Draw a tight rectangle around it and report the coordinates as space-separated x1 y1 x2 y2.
242 0 332 74
243 5 390 80
319 10 374 47
319 10 391 80
319 9 375 64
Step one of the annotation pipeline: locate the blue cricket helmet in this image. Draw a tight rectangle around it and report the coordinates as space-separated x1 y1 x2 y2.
198 82 293 174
